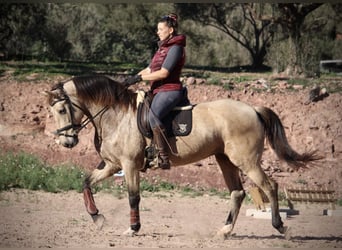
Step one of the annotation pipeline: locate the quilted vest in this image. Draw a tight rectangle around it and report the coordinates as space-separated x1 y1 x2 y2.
150 34 186 94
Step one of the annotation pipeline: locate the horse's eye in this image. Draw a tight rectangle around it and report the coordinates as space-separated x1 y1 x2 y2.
58 108 67 114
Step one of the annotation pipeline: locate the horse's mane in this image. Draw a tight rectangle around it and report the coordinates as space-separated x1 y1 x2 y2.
72 75 137 109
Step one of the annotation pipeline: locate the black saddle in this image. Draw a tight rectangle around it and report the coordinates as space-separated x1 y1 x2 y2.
137 87 193 139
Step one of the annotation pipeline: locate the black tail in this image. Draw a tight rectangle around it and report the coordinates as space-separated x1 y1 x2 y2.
255 106 322 169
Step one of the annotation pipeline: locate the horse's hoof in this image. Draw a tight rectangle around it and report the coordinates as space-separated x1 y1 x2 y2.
123 227 137 237
91 214 105 230
216 225 233 240
284 226 292 240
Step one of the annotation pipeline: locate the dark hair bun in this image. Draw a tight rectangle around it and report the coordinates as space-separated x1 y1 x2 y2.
168 13 177 22
161 13 178 24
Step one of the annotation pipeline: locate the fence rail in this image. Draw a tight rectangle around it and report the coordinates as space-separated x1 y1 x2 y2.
284 186 337 209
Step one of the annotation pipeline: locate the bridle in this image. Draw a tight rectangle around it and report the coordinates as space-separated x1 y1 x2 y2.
50 83 108 137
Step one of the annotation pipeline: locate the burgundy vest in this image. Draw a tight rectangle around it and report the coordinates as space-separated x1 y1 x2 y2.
150 34 186 94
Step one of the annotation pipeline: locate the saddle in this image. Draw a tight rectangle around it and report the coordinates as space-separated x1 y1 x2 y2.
136 87 193 139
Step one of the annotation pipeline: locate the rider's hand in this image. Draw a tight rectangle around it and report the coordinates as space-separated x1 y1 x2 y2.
124 74 142 86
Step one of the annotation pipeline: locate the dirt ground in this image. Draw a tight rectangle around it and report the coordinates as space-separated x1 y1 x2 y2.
0 71 341 247
1 189 342 248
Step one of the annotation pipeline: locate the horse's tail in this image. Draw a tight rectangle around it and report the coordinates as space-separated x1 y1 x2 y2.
255 106 322 169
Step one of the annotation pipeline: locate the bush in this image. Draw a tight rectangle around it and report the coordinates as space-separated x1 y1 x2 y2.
0 152 86 193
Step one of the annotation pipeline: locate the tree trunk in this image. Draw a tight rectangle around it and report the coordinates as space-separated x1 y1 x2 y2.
284 34 303 76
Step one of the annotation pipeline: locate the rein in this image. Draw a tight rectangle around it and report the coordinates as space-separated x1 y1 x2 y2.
51 84 109 137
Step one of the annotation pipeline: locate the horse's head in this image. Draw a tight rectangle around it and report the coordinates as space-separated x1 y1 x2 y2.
44 81 84 148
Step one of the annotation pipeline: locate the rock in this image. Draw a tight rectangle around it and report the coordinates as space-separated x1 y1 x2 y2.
186 77 196 85
195 78 206 84
304 86 329 105
293 84 303 90
32 116 40 123
257 78 269 88
278 81 288 89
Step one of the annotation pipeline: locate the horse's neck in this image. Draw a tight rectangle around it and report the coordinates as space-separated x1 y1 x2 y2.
88 104 136 129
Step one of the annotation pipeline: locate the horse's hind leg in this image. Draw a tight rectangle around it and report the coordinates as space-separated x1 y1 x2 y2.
245 165 286 234
215 153 245 239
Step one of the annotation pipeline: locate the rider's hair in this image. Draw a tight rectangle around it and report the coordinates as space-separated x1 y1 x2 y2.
159 13 178 35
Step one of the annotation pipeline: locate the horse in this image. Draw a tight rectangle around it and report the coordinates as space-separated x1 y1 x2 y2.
44 74 320 238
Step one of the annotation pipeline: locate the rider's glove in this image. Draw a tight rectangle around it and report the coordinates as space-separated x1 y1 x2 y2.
124 74 142 86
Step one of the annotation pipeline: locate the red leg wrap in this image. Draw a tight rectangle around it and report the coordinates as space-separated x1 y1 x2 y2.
130 209 140 225
83 187 99 215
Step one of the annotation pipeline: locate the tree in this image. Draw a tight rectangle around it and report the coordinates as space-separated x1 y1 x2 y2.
43 4 73 61
103 3 172 64
273 3 323 75
175 3 276 69
0 4 47 60
62 4 109 61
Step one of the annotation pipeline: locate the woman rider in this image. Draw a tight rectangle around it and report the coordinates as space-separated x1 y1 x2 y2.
124 13 186 169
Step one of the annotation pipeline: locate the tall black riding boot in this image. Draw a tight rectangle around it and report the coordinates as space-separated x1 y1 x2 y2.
152 126 170 169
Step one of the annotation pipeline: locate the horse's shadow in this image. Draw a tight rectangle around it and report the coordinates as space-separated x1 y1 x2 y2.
139 233 341 244
230 234 342 243
290 235 342 242
228 234 283 240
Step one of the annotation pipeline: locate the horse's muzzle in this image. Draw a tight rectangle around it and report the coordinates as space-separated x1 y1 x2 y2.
61 135 79 148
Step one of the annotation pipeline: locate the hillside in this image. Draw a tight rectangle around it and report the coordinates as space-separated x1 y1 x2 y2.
0 71 341 199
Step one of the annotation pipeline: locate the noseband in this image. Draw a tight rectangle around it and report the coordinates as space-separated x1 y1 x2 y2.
51 83 108 137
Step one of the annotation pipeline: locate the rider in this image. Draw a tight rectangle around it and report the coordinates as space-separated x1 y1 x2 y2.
124 13 186 170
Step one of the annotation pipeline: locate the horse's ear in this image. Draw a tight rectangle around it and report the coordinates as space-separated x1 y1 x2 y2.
42 90 51 97
42 90 58 98
42 90 58 105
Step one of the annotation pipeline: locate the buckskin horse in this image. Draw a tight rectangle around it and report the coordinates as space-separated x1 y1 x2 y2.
44 75 319 238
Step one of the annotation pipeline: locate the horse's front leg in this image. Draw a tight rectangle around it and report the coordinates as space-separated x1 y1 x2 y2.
83 160 117 229
122 165 141 237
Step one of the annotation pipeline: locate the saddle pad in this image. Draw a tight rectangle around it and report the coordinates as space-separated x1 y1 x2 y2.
164 108 192 137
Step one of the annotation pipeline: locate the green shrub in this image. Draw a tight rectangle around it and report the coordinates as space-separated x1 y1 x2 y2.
140 179 160 193
0 152 85 193
337 199 342 206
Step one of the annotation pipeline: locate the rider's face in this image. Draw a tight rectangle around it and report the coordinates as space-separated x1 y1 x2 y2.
157 22 173 41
